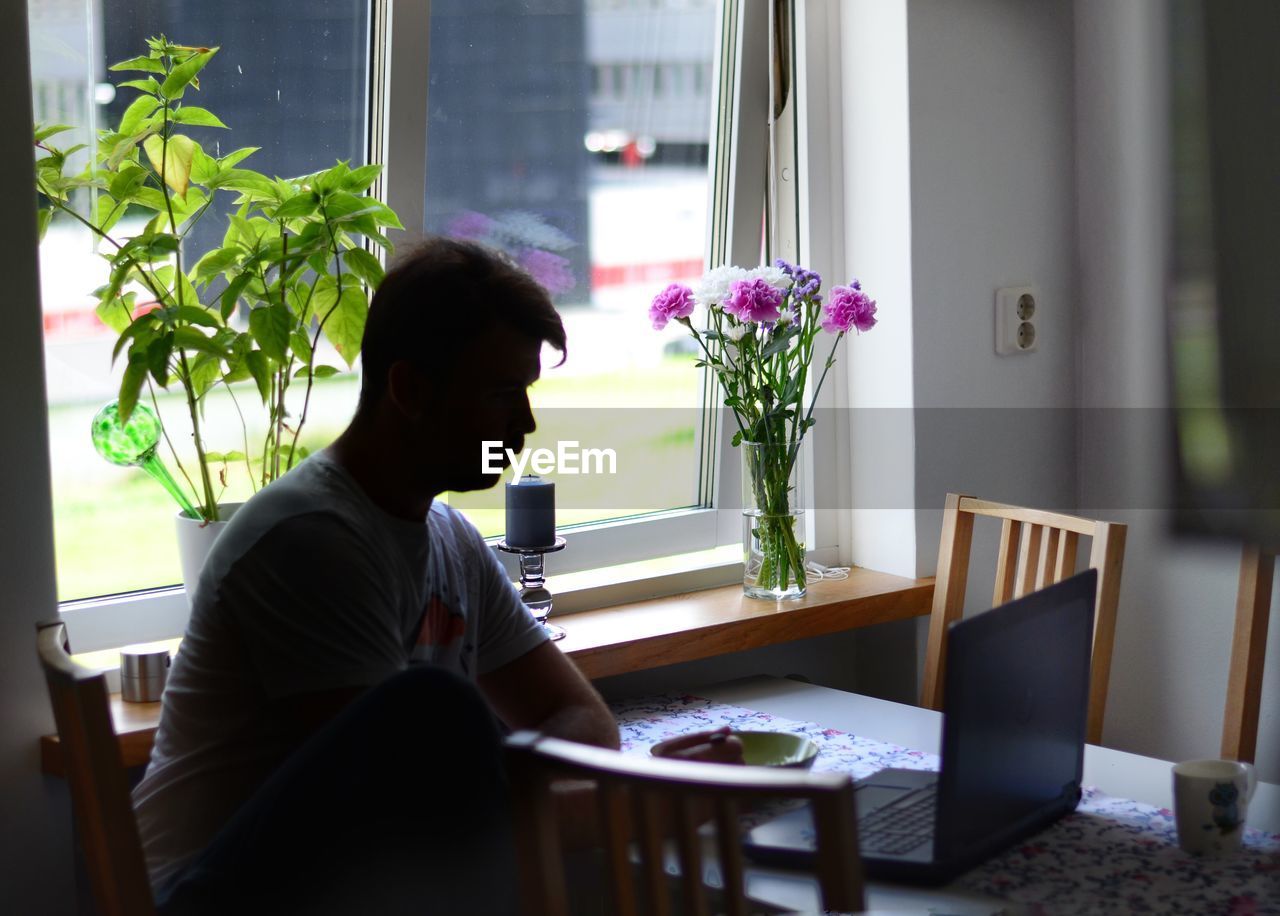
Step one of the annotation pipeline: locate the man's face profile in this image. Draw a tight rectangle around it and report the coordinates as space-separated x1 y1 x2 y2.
424 320 542 493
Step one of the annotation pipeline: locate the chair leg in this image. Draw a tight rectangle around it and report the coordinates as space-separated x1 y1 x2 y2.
1222 546 1275 763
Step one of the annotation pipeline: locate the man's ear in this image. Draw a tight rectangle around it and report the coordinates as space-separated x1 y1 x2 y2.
386 361 434 421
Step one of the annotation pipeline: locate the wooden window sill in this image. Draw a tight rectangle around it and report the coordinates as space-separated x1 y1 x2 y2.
40 567 933 775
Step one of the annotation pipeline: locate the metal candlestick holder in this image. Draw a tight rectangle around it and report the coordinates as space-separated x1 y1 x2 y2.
496 536 567 641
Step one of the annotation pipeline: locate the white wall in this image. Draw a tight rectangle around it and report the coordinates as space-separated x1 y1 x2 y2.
906 0 1080 578
1074 0 1280 781
832 0 1081 701
0 4 76 911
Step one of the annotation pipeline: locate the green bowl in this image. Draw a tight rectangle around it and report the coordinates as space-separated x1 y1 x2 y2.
650 730 820 769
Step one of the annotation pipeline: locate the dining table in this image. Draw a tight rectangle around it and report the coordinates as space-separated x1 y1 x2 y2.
609 676 1280 915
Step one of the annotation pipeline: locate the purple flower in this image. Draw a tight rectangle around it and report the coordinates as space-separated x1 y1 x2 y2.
519 248 575 296
446 210 493 240
723 278 783 323
821 283 877 334
649 283 696 329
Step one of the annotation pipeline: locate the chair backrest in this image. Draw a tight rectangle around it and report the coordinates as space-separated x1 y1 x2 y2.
36 620 155 916
504 732 864 916
1221 545 1277 763
922 494 1128 745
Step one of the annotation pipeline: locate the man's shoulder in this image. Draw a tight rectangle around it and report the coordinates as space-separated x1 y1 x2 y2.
207 456 373 567
428 500 487 556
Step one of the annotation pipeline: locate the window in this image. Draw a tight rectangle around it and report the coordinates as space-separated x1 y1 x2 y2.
31 0 370 603
33 0 784 647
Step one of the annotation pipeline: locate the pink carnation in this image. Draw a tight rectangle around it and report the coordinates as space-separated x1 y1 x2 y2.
821 284 877 334
649 283 696 329
723 278 783 323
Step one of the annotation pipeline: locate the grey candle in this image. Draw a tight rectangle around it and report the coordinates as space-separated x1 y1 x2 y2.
505 476 556 548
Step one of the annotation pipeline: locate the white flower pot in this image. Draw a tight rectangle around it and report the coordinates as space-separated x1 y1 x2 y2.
175 503 242 604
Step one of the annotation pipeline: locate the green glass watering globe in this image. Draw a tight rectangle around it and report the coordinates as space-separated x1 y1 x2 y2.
91 400 200 519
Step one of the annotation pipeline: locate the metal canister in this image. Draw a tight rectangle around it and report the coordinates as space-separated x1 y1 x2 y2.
120 645 171 703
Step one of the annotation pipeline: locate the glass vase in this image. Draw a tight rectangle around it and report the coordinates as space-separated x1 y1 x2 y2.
741 439 807 599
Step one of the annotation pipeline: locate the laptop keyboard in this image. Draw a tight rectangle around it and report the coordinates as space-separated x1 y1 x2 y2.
858 784 937 855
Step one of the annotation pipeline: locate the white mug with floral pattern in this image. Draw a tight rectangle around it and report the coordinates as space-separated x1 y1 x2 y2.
1172 758 1258 855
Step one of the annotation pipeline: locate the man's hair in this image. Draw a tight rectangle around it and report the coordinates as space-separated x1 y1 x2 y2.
356 236 566 409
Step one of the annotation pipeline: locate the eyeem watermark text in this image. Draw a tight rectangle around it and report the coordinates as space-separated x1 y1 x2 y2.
482 440 618 481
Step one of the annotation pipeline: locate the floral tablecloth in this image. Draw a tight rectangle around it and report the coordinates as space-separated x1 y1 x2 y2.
610 694 1280 915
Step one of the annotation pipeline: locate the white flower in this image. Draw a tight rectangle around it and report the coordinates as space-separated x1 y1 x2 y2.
725 322 751 342
693 265 748 309
746 264 791 292
775 308 793 326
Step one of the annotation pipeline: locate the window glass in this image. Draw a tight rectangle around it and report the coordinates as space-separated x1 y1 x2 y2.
428 0 719 537
30 0 370 599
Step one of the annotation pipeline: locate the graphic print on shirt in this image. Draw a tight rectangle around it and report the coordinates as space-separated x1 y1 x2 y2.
416 594 466 658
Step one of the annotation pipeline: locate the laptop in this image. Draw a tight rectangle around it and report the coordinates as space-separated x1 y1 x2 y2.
745 568 1096 885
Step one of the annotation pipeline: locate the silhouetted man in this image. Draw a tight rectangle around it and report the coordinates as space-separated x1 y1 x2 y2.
136 238 622 914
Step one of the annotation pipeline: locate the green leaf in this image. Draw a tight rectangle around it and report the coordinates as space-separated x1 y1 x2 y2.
244 350 272 403
95 293 136 335
312 365 340 378
36 208 52 241
340 163 382 193
192 246 242 284
171 106 228 128
145 334 174 385
361 197 404 230
341 247 384 288
210 168 277 197
117 77 161 95
173 326 227 360
129 186 168 211
117 94 161 138
142 133 197 198
288 329 313 365
731 430 744 448
189 148 219 184
314 161 351 194
249 304 291 363
312 277 367 368
105 129 156 170
218 147 259 169
118 354 150 422
273 191 319 219
159 47 219 100
109 55 166 74
760 330 799 360
187 352 223 398
216 275 248 320
173 305 222 329
319 191 376 222
34 124 75 143
285 281 313 322
93 193 127 236
364 229 393 252
108 164 149 202
123 231 180 262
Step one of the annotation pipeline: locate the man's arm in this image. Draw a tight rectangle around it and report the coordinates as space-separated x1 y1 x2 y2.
477 641 620 749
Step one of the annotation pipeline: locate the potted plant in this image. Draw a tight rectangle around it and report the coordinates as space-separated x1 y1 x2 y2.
35 36 403 588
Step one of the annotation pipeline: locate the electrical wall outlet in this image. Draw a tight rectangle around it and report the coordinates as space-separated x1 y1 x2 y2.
995 285 1038 355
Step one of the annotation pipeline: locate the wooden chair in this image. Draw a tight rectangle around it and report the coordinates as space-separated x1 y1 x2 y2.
921 494 1128 745
505 731 864 916
36 620 155 916
1221 545 1277 763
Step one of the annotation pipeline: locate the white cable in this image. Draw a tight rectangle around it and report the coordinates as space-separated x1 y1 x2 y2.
805 560 850 580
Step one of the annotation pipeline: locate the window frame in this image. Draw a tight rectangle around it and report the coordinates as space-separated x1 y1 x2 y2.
51 0 836 652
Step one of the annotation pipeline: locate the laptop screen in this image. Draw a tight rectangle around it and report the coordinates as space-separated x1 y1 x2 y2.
934 570 1095 857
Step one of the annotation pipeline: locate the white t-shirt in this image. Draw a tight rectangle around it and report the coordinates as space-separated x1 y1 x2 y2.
132 450 547 890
